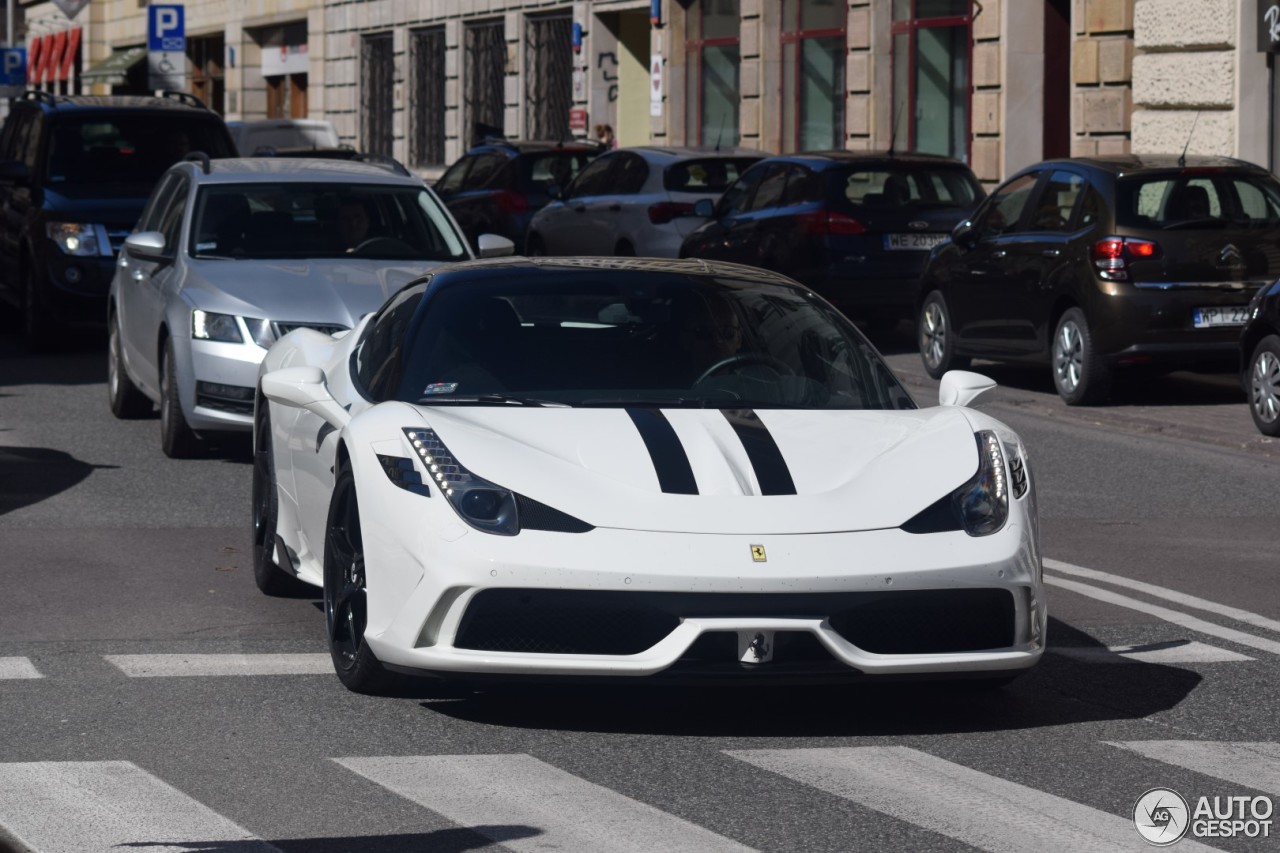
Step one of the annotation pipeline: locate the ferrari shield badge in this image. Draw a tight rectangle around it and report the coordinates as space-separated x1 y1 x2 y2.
750 544 767 562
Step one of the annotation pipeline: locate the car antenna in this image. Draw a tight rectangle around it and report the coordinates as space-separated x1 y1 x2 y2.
888 101 906 158
1178 111 1201 168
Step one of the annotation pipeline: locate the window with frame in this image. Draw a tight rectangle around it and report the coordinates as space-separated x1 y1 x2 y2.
158 181 190 256
525 15 573 142
361 33 395 157
411 28 446 168
1027 171 1085 233
685 0 741 148
466 21 507 145
976 173 1038 238
781 0 847 152
891 1 972 162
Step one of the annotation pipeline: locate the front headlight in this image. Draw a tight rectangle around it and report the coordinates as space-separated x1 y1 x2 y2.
902 430 1010 537
47 222 110 256
191 309 243 343
403 427 519 535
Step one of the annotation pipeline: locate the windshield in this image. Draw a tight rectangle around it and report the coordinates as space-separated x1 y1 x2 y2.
46 116 234 186
190 183 469 260
836 166 981 210
394 276 915 410
1116 171 1280 229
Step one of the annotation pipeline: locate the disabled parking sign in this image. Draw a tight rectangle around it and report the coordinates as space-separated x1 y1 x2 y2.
147 5 185 90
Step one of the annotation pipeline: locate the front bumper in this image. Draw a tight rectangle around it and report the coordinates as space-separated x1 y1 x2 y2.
183 338 267 432
362 519 1045 680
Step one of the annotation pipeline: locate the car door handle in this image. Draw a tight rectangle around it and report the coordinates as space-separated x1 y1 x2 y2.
1042 248 1061 258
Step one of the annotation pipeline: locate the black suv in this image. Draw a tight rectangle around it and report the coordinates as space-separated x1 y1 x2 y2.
0 91 235 349
917 155 1280 404
434 139 603 254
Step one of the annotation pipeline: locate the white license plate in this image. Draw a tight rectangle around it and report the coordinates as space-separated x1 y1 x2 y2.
885 233 947 251
1192 306 1249 328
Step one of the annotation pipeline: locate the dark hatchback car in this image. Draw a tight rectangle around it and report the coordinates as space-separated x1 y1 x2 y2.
434 139 603 254
679 151 984 327
1240 279 1280 435
917 155 1280 405
0 90 236 349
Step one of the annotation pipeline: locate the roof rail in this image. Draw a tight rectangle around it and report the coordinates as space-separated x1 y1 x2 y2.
21 90 61 107
184 151 212 174
355 153 412 177
161 91 208 110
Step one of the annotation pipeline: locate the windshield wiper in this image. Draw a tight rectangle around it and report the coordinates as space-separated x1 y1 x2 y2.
414 394 569 407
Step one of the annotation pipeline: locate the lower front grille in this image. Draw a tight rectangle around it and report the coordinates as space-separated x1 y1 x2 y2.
453 588 1017 657
196 381 255 415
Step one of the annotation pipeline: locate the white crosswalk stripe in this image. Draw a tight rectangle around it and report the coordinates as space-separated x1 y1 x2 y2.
333 754 755 853
726 746 1225 853
1052 641 1254 664
0 657 41 679
104 653 332 677
1107 741 1280 796
0 761 278 853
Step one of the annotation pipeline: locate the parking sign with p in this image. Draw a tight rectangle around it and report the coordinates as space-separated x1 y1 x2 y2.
148 5 185 52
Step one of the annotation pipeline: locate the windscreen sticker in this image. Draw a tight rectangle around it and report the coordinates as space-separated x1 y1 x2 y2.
195 242 217 252
422 382 459 396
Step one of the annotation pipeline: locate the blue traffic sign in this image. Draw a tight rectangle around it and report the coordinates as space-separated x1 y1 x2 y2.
147 5 185 53
0 48 26 88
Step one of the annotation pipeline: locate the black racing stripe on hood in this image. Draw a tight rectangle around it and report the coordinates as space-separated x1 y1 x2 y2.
626 408 698 495
722 409 797 496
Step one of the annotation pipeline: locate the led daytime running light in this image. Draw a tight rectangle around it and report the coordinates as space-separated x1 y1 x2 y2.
402 427 519 534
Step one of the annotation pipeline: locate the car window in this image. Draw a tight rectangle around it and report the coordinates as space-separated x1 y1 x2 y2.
157 180 190 256
462 152 508 190
0 111 26 161
527 152 593 191
1026 171 1085 233
611 153 649 195
976 173 1039 238
138 173 181 233
567 155 617 198
663 158 759 193
839 166 980 209
716 165 766 218
436 156 472 195
16 113 41 171
356 286 426 402
1075 185 1105 228
44 116 234 186
746 164 788 212
783 165 823 205
1117 172 1280 229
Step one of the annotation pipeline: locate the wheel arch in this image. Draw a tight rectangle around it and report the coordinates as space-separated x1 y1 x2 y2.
1241 322 1279 370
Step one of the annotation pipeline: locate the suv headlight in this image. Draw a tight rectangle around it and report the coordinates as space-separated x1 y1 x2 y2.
403 427 519 535
902 430 1010 537
47 222 111 257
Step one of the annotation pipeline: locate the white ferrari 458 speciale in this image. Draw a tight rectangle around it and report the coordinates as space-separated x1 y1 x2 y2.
253 257 1044 694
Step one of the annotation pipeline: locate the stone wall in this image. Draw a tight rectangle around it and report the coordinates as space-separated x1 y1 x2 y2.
1071 0 1134 157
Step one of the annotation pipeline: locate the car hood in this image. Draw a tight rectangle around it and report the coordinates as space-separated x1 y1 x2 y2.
42 188 148 231
181 259 439 327
403 404 981 534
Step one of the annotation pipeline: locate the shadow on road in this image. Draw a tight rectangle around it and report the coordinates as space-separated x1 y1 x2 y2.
0 446 117 516
113 826 541 853
413 618 1200 737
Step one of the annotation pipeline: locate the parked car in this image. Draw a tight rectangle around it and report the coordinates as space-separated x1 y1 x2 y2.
253 256 1043 694
917 155 1280 405
107 156 513 458
434 139 603 254
227 119 340 155
525 146 764 258
679 151 983 328
0 90 236 350
1240 279 1280 435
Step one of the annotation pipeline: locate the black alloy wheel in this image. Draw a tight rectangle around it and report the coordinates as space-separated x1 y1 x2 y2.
253 411 310 595
918 290 970 379
160 338 204 458
108 316 153 419
1051 307 1111 406
323 465 395 694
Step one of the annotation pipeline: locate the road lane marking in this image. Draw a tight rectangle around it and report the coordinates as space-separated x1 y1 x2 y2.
1045 576 1280 658
0 658 41 679
1106 742 1280 797
1045 558 1280 634
104 653 332 677
0 761 278 853
726 746 1224 853
334 754 755 853
1051 641 1253 664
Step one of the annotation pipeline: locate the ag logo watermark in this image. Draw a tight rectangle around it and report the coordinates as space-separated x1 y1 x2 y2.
1133 787 1274 845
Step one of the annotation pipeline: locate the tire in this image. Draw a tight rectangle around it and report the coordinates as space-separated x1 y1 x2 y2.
159 338 203 458
1051 307 1111 406
253 410 311 596
525 234 547 257
107 317 153 419
324 465 396 695
918 291 970 379
1247 334 1280 437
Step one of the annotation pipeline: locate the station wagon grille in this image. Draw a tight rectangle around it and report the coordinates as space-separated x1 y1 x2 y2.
272 322 348 338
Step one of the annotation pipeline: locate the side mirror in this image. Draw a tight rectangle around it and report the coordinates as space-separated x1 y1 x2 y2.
260 366 351 429
951 219 977 249
693 198 715 218
476 233 515 259
0 160 29 185
124 231 167 258
938 370 996 407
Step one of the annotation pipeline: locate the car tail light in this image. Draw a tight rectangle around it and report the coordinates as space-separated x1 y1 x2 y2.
648 201 695 225
1091 236 1160 281
493 191 529 215
798 209 866 236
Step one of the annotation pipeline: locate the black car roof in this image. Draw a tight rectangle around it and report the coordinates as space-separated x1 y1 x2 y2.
468 139 604 155
15 91 216 114
1025 154 1269 177
770 150 974 168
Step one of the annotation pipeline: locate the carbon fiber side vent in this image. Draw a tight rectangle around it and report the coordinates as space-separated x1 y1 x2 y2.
515 494 593 533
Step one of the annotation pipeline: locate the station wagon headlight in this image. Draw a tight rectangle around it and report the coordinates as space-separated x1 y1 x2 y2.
47 222 110 256
403 427 519 535
243 318 276 349
191 309 243 343
902 430 1010 537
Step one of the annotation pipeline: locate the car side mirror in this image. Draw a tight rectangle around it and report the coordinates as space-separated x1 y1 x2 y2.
938 370 996 407
0 160 29 186
693 198 715 218
124 231 168 258
260 366 351 428
476 233 515 259
951 219 977 248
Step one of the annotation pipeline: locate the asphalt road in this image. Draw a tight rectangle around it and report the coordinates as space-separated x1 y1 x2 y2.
1 327 1278 853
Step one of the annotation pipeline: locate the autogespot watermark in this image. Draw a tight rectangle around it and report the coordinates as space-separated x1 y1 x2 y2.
1133 787 1274 845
